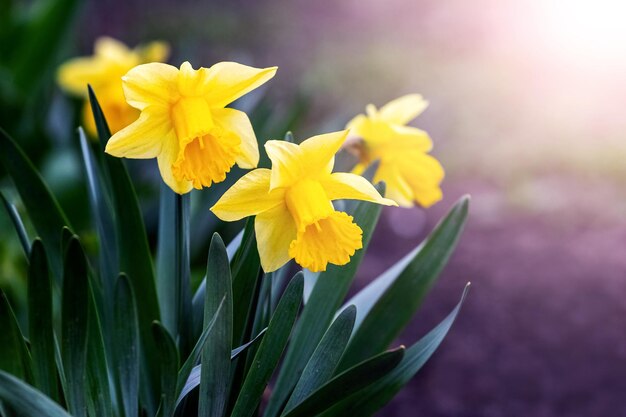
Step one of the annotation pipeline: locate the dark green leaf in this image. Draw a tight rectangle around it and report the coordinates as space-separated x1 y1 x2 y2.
340 196 469 369
281 347 405 417
151 322 179 417
231 273 304 417
0 191 30 256
283 305 356 412
321 284 470 416
88 87 161 415
0 127 71 282
113 274 140 417
263 185 384 417
61 236 89 417
0 371 72 417
199 234 233 417
27 240 57 400
0 290 33 382
175 297 226 407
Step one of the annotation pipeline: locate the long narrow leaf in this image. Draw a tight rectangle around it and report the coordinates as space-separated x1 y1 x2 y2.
281 347 405 417
0 127 71 281
0 371 72 417
231 273 304 417
0 191 30 256
61 236 89 417
340 196 469 369
151 322 179 417
321 284 470 416
0 291 33 382
199 234 233 417
27 240 57 400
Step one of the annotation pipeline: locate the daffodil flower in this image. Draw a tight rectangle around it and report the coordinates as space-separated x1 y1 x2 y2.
57 37 169 135
211 130 396 272
104 61 277 194
346 94 444 207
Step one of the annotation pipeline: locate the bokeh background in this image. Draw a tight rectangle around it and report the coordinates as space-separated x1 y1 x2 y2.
2 0 626 415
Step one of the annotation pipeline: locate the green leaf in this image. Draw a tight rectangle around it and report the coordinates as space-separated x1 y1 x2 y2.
320 284 470 416
10 0 80 94
61 236 89 417
0 371 72 417
26 240 57 400
283 305 356 412
281 347 405 417
151 322 179 417
263 184 385 417
0 191 30 256
156 186 192 353
175 296 226 407
113 274 140 417
231 217 262 347
0 290 33 382
78 127 117 318
199 234 233 417
0 127 71 282
88 87 161 415
340 196 469 369
176 328 267 407
231 273 304 417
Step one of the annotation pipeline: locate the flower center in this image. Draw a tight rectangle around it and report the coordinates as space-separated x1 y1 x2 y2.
284 180 334 230
288 211 363 272
170 96 214 145
171 128 241 189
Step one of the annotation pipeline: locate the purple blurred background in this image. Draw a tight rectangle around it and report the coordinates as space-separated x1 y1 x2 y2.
72 0 626 415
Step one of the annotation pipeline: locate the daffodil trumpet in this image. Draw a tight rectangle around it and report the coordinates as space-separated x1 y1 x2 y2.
211 130 397 272
346 94 444 208
105 60 277 194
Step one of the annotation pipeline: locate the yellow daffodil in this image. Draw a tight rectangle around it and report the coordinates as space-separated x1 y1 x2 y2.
104 61 277 194
211 130 397 272
57 37 170 135
346 94 444 208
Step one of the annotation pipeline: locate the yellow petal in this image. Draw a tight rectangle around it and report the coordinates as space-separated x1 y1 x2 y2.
299 130 348 175
122 62 179 110
386 125 433 152
210 169 284 221
378 94 429 125
265 140 303 190
321 172 397 206
57 56 108 96
212 108 259 169
105 107 171 158
203 62 277 108
94 37 135 63
255 203 297 272
137 41 170 62
157 136 193 194
177 61 214 97
374 164 415 207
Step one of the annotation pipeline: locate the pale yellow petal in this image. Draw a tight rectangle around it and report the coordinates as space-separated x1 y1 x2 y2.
94 37 135 63
177 61 214 97
210 169 284 221
57 56 109 96
346 114 367 136
374 164 415 207
299 130 348 175
212 108 259 169
378 94 429 125
157 136 193 194
265 140 303 190
122 62 179 110
137 41 170 63
105 107 172 158
387 125 433 152
203 62 277 108
255 204 297 272
321 172 397 206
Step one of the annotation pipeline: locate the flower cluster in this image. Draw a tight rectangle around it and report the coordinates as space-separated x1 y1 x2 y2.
58 38 444 272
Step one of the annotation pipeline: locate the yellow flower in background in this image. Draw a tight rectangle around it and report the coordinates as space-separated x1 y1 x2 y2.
57 37 169 135
211 130 396 272
346 94 444 208
105 61 277 194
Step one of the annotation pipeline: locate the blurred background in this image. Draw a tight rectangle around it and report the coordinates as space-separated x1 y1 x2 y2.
2 0 626 415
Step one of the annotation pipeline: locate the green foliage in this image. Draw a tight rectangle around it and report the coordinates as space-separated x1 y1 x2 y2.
0 92 470 417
